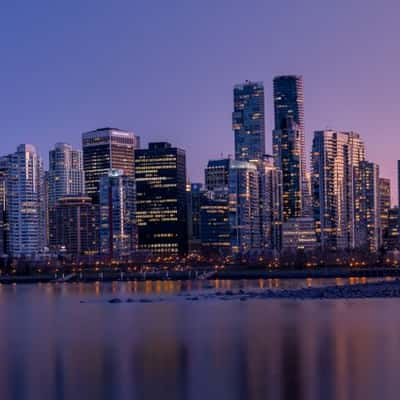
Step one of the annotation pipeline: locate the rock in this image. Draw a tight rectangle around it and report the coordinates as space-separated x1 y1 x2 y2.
109 298 122 304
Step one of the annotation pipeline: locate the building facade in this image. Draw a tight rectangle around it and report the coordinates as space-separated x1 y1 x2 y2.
228 160 261 255
355 161 380 252
312 130 365 251
205 158 231 192
233 81 265 161
281 217 318 253
52 196 98 256
99 170 137 258
135 143 188 256
200 193 230 254
5 145 46 257
256 155 283 252
379 178 391 248
82 128 139 204
48 143 85 247
273 75 306 219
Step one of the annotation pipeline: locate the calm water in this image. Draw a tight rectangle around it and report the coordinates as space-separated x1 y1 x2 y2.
0 279 399 400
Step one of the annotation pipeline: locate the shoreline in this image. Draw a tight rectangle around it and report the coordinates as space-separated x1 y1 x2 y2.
95 280 400 303
1 266 400 284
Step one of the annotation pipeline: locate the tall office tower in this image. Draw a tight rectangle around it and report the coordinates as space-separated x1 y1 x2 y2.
273 75 306 219
5 145 45 257
82 128 140 204
228 160 261 254
99 170 137 258
187 183 206 251
379 178 391 246
48 143 85 247
232 81 265 161
205 158 232 192
52 196 98 256
254 155 283 252
355 161 380 252
312 130 365 250
135 143 188 256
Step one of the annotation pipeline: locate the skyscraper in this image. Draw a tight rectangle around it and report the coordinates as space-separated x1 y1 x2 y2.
5 145 45 257
273 75 306 219
232 81 265 161
256 155 283 252
99 170 137 258
379 178 391 247
82 128 139 204
355 161 380 252
229 160 261 254
48 143 84 207
48 143 85 247
312 130 365 250
135 143 188 255
187 183 206 251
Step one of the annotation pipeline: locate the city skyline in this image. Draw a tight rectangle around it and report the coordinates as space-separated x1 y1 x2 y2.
2 1 400 203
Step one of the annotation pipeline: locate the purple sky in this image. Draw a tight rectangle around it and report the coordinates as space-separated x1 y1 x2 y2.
1 0 400 203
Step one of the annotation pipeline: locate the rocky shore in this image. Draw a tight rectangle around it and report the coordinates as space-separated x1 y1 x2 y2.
100 280 400 304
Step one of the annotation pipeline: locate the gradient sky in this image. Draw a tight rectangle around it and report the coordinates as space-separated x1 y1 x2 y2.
1 0 400 202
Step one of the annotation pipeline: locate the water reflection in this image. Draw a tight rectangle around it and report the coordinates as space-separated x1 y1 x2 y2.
0 283 399 399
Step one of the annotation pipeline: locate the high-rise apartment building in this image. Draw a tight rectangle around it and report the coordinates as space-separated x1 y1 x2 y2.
256 155 283 252
233 81 265 161
379 178 391 247
99 170 137 258
135 143 188 255
355 161 380 252
48 143 85 247
82 128 139 204
5 145 45 257
312 130 365 250
228 160 261 254
48 143 85 206
273 75 306 219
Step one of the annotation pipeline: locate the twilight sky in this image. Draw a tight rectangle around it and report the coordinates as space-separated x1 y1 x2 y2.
1 0 400 203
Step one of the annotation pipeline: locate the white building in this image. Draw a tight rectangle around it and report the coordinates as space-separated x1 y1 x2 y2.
6 144 45 257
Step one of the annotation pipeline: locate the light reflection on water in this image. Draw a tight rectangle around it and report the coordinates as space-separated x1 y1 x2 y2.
0 279 398 400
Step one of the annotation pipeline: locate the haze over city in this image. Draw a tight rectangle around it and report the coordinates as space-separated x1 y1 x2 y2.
2 0 400 202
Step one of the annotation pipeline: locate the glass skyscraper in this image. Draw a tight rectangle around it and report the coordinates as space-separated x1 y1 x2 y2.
233 81 265 161
135 142 188 256
99 169 137 258
273 75 307 219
